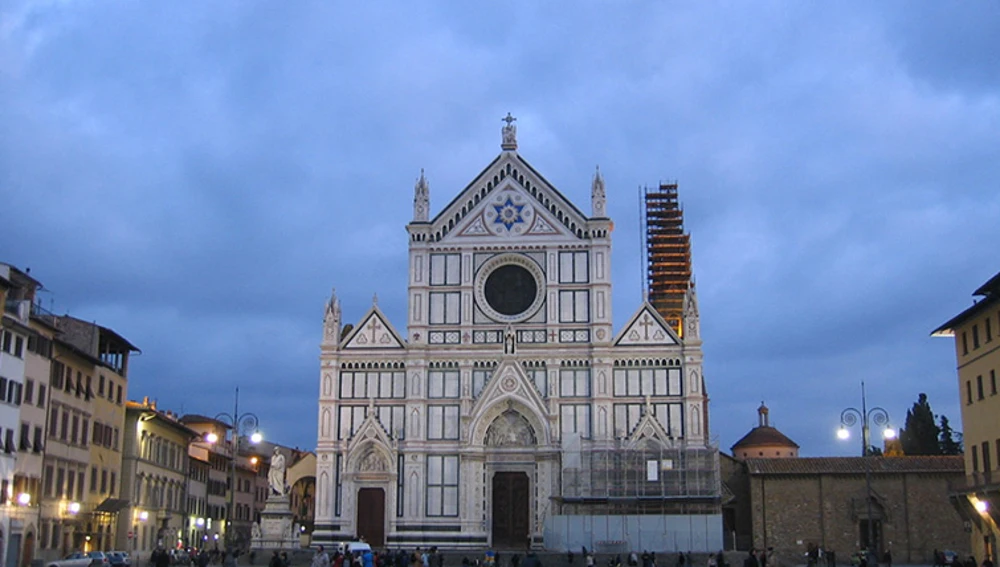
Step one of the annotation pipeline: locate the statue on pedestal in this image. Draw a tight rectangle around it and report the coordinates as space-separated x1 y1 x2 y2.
268 447 286 496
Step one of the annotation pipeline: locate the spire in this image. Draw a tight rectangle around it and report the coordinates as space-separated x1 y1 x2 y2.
501 112 517 151
322 288 341 346
592 166 607 217
413 169 429 222
682 283 700 340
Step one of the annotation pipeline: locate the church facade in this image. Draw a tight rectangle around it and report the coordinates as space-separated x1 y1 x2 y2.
314 120 721 551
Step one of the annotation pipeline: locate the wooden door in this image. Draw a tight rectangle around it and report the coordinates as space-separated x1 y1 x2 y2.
491 472 530 548
357 488 385 547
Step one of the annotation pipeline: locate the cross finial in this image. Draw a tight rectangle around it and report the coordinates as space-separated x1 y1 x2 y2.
502 112 517 126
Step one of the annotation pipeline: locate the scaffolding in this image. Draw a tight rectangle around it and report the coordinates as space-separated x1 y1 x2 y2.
642 184 692 335
548 437 722 552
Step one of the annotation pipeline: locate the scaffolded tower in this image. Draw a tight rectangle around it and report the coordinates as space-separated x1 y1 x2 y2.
643 183 692 335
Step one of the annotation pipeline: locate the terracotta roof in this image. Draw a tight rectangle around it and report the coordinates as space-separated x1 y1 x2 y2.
932 269 1000 335
744 455 964 475
731 426 799 450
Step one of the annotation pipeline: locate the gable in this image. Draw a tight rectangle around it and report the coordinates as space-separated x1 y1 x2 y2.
449 181 580 242
614 304 680 347
468 360 550 441
428 153 592 243
342 308 406 350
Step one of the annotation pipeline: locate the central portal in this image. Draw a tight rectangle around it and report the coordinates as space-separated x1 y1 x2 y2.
491 471 530 549
356 488 386 547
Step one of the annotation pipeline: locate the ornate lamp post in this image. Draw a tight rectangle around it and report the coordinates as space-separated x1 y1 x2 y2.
213 387 262 548
838 381 895 559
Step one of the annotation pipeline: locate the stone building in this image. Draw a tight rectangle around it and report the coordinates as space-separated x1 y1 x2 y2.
742 456 968 564
0 264 51 567
722 406 970 562
932 269 1000 564
117 400 197 555
314 121 720 551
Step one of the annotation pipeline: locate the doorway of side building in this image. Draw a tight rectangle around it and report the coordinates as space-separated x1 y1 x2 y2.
356 488 386 547
492 472 530 549
859 519 882 554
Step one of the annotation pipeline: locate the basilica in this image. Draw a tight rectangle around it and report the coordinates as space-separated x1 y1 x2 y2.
314 119 721 551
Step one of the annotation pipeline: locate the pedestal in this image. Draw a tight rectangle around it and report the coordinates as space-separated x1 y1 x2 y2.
251 495 300 550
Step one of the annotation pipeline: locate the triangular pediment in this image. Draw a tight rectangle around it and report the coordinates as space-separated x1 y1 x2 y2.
469 359 549 434
627 402 674 449
614 303 680 346
342 306 406 350
347 409 395 450
429 153 591 243
346 410 397 474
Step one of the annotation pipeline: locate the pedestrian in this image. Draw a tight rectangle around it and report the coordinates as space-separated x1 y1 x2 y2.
567 552 574 567
743 550 759 567
281 552 290 567
882 550 892 567
314 546 331 567
270 553 283 567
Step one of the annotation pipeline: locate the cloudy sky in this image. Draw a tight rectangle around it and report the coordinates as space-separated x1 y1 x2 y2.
2 1 998 456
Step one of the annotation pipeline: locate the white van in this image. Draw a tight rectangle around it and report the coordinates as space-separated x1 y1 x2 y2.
333 542 372 556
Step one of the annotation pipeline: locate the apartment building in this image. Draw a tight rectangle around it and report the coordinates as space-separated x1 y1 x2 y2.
933 270 1000 565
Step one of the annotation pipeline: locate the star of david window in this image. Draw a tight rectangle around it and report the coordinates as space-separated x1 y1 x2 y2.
493 198 525 230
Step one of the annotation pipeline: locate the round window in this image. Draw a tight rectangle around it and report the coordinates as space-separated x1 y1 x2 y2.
474 254 546 323
484 264 537 316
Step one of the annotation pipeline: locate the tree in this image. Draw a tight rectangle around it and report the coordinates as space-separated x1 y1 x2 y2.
900 393 941 455
938 415 963 455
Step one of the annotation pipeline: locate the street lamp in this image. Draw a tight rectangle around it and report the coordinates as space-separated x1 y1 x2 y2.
838 381 894 560
212 387 262 548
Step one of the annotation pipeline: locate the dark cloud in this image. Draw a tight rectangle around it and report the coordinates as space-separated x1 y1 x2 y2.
1 1 996 455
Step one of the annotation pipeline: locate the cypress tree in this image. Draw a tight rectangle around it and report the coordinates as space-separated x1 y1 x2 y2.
938 415 963 455
900 393 941 455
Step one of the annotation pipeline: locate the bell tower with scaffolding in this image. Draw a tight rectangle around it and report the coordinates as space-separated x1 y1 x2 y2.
642 183 692 335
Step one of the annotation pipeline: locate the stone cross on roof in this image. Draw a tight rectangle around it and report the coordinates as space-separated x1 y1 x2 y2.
501 112 518 151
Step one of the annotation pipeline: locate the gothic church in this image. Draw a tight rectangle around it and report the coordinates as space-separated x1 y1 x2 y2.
314 119 721 551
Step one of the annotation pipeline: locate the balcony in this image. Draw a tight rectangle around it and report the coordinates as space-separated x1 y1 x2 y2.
30 301 58 328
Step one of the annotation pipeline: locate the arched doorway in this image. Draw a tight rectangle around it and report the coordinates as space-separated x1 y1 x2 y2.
20 533 33 567
485 410 536 549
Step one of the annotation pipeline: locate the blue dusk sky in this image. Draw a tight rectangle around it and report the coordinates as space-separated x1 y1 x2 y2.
2 2 998 455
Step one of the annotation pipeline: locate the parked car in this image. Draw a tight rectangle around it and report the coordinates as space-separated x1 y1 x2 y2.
86 552 111 567
106 551 131 567
46 553 94 567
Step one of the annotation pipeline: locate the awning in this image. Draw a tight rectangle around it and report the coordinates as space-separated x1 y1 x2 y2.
94 498 130 513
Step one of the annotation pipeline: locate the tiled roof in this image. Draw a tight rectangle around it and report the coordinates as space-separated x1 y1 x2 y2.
744 455 964 475
732 426 799 450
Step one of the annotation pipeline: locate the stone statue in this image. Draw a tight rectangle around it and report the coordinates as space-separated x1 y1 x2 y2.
503 326 516 355
251 521 261 540
360 449 387 472
485 410 536 447
501 113 517 150
268 447 286 496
